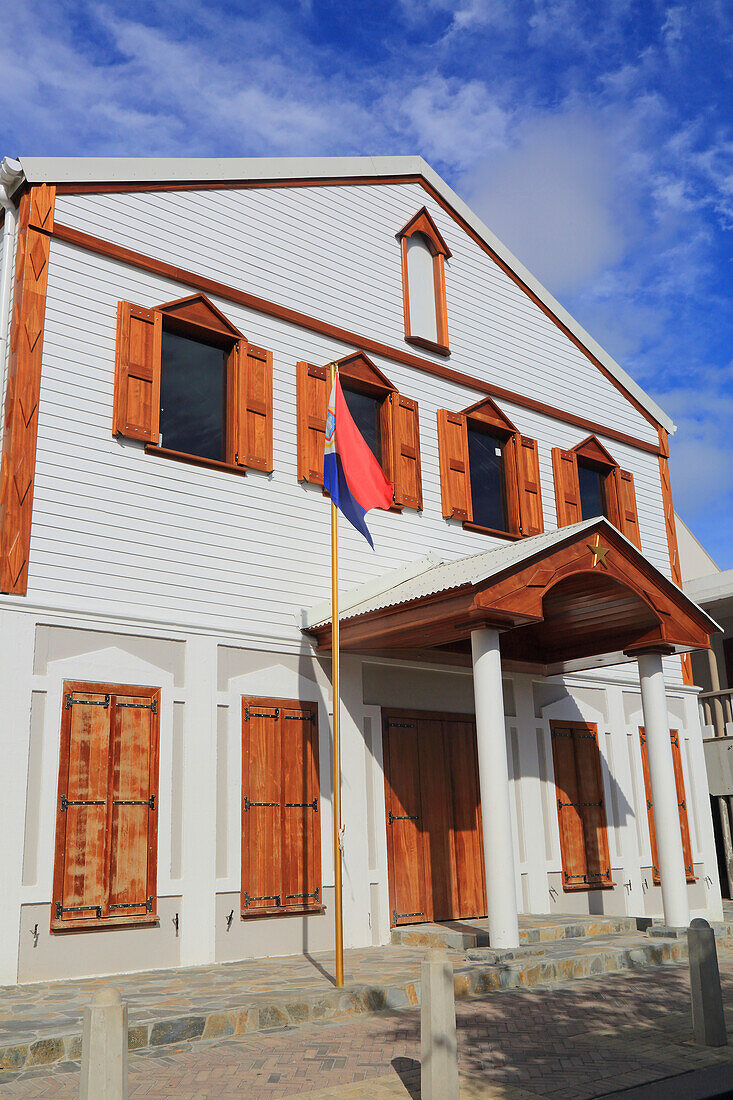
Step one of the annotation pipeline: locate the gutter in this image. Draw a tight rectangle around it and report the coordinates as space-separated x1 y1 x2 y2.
0 158 24 451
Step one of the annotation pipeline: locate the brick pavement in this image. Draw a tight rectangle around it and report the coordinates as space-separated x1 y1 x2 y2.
3 952 732 1099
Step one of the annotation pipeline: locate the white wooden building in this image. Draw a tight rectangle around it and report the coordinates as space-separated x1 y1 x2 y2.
0 155 722 986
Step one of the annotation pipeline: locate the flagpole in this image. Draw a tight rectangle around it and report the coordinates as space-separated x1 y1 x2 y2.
330 361 345 988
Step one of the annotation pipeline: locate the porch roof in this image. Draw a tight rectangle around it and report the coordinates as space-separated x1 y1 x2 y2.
302 519 720 675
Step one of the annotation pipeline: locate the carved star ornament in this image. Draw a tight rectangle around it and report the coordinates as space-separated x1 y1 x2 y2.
587 535 610 568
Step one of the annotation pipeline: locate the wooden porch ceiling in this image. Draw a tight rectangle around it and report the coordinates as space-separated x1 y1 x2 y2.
305 521 716 670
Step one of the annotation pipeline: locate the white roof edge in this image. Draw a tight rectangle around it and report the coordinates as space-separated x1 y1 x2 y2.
11 153 673 433
685 568 733 607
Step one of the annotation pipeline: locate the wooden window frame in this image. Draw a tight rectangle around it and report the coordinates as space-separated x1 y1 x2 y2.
397 207 451 357
241 696 323 918
51 680 161 933
550 720 614 893
462 397 522 540
552 434 642 547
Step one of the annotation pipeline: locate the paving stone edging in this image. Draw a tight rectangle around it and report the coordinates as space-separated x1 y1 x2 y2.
0 932 705 1079
391 915 637 951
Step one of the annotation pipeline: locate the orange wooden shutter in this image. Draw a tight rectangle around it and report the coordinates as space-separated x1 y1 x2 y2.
515 435 544 535
437 410 472 521
552 448 581 526
281 702 322 910
108 692 160 919
551 724 588 889
613 468 641 548
573 727 612 885
241 699 283 912
296 362 329 485
236 342 273 472
112 302 162 442
639 728 694 884
52 689 112 927
551 722 611 890
391 393 423 509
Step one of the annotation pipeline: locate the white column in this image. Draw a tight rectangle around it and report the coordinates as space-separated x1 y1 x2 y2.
638 651 690 928
180 635 218 966
471 627 519 949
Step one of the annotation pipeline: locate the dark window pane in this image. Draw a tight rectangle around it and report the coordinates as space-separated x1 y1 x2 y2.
577 461 607 519
160 331 227 462
342 386 382 466
468 428 508 532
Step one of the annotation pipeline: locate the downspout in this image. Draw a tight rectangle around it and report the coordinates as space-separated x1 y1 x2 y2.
0 158 24 455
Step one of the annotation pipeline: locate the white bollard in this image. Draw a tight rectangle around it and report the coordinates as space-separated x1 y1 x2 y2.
421 947 459 1100
81 987 128 1100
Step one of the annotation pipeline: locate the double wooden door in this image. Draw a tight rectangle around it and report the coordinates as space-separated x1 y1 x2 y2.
383 709 487 926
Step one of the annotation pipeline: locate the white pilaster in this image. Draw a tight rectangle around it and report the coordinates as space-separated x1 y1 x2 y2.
180 635 218 966
638 652 690 928
0 610 35 984
471 627 519 949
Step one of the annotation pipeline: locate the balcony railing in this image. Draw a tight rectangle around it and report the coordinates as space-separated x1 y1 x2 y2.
699 687 733 738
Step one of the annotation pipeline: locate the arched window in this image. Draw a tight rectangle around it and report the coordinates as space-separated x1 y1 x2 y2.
397 208 451 356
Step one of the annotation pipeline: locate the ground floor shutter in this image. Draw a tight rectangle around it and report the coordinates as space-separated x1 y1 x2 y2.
638 727 695 884
550 722 612 891
52 683 160 930
241 697 322 915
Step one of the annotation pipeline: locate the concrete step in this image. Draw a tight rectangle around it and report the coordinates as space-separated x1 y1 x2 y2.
0 930 709 1083
391 914 638 951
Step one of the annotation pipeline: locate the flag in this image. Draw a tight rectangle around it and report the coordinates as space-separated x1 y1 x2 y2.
324 374 393 547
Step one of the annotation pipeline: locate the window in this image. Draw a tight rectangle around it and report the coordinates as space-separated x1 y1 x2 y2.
467 427 508 533
397 207 451 356
552 435 641 548
638 727 695 883
160 330 228 462
341 384 383 467
577 459 609 521
437 397 544 538
241 697 322 916
297 352 423 510
550 721 613 891
51 682 160 931
113 295 273 474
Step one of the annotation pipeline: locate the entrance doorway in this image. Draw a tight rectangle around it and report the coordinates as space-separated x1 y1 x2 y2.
382 709 487 926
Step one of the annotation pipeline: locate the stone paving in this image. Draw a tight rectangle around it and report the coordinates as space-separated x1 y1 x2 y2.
2 915 719 1079
2 952 732 1098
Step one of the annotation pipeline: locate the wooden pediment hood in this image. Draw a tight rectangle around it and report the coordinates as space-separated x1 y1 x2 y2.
306 519 717 673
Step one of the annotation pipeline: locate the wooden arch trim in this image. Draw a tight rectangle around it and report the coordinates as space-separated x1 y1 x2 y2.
396 206 451 258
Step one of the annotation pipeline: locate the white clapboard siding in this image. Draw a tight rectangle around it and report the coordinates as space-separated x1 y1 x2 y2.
24 232 673 651
54 181 658 444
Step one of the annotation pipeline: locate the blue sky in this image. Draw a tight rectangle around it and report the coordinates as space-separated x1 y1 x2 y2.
2 0 732 565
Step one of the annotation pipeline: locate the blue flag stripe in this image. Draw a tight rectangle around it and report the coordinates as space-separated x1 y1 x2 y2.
323 451 375 549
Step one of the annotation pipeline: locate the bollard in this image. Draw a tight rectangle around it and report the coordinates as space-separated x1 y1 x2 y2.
80 987 129 1100
688 919 727 1047
420 946 460 1100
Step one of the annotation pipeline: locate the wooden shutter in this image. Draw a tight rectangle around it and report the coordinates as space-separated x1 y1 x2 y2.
391 393 423 509
551 722 612 891
639 727 695 884
241 697 322 915
108 692 160 919
552 448 581 526
613 468 641 549
296 362 329 485
112 302 162 442
437 410 472 521
281 703 321 910
52 683 160 930
236 342 273 472
515 435 544 535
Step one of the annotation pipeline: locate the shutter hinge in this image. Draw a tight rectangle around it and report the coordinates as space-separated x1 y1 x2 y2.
117 699 157 714
244 706 279 721
388 810 419 824
60 796 105 811
286 887 320 904
55 902 102 919
242 892 281 908
393 908 424 923
285 798 318 811
244 796 280 811
65 693 110 709
558 799 603 809
282 711 316 723
109 897 153 913
386 720 414 729
113 795 156 810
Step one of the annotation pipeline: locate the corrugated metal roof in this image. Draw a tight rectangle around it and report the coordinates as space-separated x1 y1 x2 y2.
302 517 720 634
7 153 674 434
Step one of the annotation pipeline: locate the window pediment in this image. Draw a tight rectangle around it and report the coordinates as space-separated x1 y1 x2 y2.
157 294 243 341
336 352 396 396
462 396 517 437
572 434 617 468
396 207 451 258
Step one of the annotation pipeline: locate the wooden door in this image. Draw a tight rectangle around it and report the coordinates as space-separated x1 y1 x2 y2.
383 710 486 926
